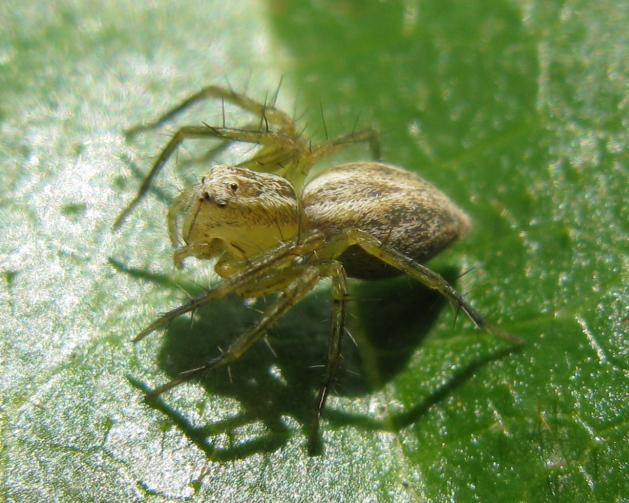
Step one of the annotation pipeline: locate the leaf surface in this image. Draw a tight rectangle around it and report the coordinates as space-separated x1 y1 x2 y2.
1 1 628 501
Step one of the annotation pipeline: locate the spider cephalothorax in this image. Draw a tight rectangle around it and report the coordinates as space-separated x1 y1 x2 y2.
117 85 520 454
169 165 301 267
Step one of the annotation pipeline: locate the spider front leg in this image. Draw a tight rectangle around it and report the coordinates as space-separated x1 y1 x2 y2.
146 263 322 396
133 230 326 341
125 84 294 139
114 124 302 229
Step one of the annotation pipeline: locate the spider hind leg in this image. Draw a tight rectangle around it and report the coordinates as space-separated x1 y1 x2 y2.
325 228 524 345
308 261 348 455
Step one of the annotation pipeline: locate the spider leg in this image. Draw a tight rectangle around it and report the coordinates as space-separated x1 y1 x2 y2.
241 127 381 193
145 264 321 396
308 261 348 455
326 229 524 345
309 127 381 163
133 230 326 341
125 85 295 139
114 125 301 229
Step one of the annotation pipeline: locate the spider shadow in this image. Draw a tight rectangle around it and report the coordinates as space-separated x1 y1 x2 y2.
130 289 340 461
345 269 460 392
126 265 501 459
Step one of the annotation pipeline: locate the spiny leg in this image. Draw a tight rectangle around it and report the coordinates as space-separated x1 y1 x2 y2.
310 127 381 163
228 126 382 198
308 261 348 455
125 85 295 139
114 124 303 229
249 127 382 192
146 264 321 396
134 230 326 341
326 228 524 345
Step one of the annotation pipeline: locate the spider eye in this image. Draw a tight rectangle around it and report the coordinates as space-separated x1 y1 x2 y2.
230 183 239 192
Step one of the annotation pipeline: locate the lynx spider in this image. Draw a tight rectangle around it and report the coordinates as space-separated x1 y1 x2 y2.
116 85 521 454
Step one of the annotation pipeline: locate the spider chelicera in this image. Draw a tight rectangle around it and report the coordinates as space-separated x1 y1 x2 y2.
116 85 521 454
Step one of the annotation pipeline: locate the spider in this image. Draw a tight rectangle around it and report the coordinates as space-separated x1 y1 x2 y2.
116 85 521 454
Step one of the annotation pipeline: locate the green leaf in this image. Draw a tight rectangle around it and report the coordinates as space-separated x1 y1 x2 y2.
2 0 628 501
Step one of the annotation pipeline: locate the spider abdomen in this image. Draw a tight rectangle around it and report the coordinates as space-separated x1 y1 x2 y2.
303 162 471 279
